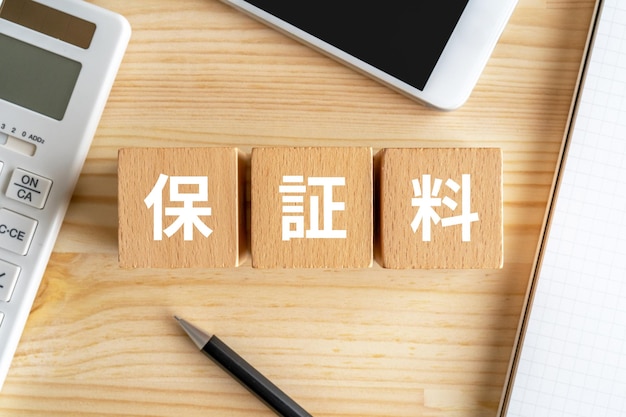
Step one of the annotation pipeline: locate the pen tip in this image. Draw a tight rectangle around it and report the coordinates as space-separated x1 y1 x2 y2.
175 316 211 349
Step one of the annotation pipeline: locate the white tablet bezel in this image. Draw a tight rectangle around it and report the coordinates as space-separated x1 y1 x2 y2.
219 0 518 110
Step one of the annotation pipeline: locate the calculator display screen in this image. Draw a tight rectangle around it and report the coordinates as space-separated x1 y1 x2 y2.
0 33 82 120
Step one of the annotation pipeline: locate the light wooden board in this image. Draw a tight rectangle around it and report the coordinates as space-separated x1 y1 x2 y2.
0 0 597 416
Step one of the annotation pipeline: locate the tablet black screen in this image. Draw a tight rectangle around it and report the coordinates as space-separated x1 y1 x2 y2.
243 1 469 90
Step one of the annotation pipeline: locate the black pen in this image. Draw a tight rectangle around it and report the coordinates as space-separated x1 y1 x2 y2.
174 316 313 417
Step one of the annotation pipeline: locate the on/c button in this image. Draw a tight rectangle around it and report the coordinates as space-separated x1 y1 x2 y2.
0 209 37 255
6 169 53 209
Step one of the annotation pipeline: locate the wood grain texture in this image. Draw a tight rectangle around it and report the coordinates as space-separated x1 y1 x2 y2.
0 0 597 416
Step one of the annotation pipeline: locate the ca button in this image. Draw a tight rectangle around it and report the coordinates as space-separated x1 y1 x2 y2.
6 169 53 209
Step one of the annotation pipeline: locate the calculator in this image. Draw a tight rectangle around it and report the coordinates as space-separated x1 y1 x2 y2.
0 0 130 389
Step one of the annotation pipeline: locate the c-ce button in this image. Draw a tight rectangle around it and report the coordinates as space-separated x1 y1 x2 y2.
0 209 37 255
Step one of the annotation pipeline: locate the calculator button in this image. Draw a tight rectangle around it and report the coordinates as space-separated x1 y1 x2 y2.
0 209 37 255
0 260 20 302
6 169 53 209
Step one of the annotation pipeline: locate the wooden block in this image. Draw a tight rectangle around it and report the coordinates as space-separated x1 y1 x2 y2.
251 147 373 268
378 148 503 269
118 147 246 268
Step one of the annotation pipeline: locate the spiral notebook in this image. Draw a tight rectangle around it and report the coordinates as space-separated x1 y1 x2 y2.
499 0 626 416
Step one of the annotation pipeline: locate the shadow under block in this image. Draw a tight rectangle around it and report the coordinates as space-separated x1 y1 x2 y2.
251 147 373 268
118 147 246 268
378 148 503 269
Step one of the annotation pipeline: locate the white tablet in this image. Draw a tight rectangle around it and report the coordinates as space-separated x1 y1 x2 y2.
219 0 518 110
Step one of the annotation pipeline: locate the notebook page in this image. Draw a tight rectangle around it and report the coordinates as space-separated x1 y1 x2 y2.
502 0 626 416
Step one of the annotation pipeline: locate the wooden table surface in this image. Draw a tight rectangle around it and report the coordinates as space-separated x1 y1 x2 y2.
0 0 597 416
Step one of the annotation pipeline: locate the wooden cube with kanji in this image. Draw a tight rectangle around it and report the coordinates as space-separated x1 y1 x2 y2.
251 147 373 268
118 147 247 268
377 148 503 269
